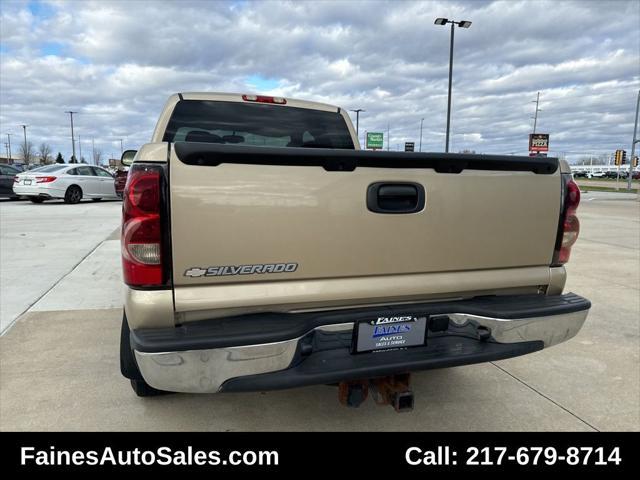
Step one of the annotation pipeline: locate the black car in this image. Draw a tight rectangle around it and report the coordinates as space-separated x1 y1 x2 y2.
0 164 21 199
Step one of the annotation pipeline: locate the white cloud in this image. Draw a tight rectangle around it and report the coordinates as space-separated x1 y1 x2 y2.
0 0 638 161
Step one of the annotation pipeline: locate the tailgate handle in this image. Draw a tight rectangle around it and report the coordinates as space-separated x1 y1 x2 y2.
367 182 425 214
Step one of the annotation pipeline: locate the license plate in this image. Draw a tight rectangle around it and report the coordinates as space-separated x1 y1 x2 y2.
353 315 427 353
24 179 32 185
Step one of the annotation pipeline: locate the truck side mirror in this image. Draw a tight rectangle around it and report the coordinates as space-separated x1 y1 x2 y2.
121 150 137 166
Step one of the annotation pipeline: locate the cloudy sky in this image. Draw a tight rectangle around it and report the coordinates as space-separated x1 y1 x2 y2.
1 0 638 163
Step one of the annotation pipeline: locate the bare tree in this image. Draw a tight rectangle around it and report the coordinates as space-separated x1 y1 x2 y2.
38 143 52 164
92 149 102 165
19 141 35 165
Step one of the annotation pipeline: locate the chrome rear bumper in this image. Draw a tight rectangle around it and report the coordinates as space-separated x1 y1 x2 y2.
134 304 589 394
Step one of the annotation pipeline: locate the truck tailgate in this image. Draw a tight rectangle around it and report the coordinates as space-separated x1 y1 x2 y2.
169 144 561 317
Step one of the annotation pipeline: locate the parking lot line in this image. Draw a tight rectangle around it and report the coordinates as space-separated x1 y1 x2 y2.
490 362 598 431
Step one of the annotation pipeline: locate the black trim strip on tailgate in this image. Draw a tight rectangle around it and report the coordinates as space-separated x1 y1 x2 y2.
131 293 590 353
173 142 558 174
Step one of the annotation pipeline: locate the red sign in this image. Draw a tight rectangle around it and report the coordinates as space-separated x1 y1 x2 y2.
529 133 549 152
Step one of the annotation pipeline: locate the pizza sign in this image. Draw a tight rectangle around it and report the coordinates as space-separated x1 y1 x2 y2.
529 133 549 152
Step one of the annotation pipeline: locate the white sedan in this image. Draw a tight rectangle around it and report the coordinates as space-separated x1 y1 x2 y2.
13 164 120 204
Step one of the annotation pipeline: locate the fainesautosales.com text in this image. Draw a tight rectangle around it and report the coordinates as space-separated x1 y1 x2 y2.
20 446 279 467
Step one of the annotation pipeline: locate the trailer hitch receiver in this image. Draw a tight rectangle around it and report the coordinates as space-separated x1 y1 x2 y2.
338 380 369 408
371 373 414 412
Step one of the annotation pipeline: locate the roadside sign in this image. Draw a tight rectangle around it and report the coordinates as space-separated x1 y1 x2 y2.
366 132 384 150
404 142 415 152
529 133 549 152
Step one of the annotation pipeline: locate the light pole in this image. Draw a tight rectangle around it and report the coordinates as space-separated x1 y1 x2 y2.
387 123 390 151
628 89 640 190
434 17 472 153
6 133 12 163
119 138 124 155
20 125 28 164
531 91 541 133
350 109 365 139
419 118 425 152
78 135 83 162
66 111 77 162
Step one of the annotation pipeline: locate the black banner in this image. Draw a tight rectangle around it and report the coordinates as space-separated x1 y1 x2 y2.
3 432 636 475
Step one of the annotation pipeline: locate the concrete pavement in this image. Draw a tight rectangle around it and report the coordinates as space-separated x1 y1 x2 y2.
0 309 592 431
30 239 123 312
0 199 122 333
0 192 638 431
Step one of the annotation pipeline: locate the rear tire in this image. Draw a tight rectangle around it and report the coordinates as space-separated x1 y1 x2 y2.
29 197 44 203
120 314 170 397
64 185 82 204
130 379 167 397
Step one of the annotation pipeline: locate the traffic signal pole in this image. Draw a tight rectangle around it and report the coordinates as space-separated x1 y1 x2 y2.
628 90 639 191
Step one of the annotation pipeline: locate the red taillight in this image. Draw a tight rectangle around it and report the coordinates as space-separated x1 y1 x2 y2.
35 176 57 183
242 94 286 104
553 174 581 265
121 165 164 286
565 178 581 213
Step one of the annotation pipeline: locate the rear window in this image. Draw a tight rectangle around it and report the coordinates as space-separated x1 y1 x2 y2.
31 165 66 173
163 100 355 149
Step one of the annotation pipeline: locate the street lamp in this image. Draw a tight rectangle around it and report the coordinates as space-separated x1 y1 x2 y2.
627 89 640 190
531 91 541 133
350 109 365 137
419 118 425 152
6 133 13 163
434 17 472 153
20 125 28 164
66 111 77 162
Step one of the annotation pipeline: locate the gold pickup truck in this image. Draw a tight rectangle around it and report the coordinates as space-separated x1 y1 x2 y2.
119 92 589 410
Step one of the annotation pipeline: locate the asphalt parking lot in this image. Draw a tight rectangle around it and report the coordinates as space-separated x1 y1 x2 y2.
1 192 638 431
